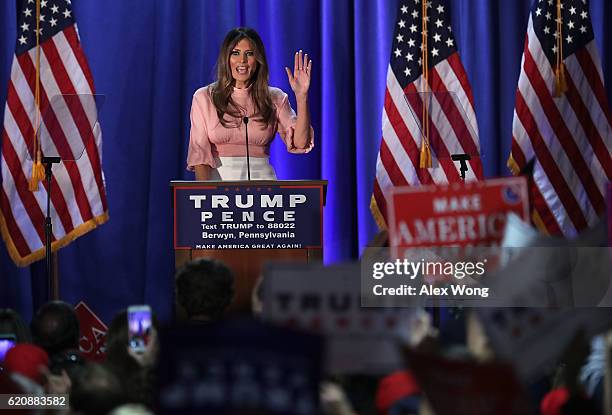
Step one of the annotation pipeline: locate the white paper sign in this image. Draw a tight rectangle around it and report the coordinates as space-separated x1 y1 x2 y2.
262 262 414 374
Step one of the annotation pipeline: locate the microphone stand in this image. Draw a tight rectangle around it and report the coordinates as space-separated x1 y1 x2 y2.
451 153 471 181
42 156 61 300
243 116 251 181
444 153 472 324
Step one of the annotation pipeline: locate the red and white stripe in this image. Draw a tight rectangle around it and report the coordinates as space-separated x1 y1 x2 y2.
372 52 484 227
510 16 612 237
0 25 108 266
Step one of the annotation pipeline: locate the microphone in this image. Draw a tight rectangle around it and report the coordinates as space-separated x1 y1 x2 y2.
451 153 471 181
243 116 251 181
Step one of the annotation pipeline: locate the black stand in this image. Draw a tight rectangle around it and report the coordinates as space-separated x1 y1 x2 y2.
440 153 473 326
451 153 471 181
42 156 61 299
243 116 251 181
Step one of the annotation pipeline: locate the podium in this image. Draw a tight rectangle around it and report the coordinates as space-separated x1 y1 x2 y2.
171 180 327 312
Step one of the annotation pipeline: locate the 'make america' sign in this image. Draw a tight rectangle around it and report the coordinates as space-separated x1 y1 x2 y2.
388 177 529 250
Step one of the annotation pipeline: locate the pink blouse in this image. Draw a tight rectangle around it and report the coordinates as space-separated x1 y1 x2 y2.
186 84 314 170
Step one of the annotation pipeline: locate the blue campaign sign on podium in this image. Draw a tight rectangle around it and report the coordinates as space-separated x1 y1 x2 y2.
172 180 326 250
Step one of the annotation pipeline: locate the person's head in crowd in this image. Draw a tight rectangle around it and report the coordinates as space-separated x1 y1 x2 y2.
0 308 31 343
31 301 79 357
3 343 49 386
175 258 235 321
70 362 125 415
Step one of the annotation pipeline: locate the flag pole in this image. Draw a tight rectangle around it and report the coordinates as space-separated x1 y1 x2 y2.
32 0 60 299
29 0 45 191
420 0 432 168
554 0 568 96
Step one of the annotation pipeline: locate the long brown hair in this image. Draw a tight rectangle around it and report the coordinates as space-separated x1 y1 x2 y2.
210 27 274 128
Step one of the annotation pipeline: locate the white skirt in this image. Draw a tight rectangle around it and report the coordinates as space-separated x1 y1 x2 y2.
209 156 277 181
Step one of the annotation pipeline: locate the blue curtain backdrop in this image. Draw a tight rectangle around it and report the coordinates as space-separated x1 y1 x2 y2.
1 0 611 323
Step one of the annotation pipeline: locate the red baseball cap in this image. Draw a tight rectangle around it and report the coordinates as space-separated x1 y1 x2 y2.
4 344 49 385
541 387 570 415
376 370 421 415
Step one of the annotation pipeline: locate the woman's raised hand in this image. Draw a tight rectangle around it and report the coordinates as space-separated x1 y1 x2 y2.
285 50 312 98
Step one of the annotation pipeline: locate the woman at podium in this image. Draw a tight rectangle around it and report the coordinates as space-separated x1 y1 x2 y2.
187 27 314 181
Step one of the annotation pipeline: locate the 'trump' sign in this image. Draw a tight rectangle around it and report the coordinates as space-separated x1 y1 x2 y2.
173 181 324 249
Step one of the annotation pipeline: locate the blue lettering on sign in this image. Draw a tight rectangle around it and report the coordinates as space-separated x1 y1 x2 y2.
175 186 322 249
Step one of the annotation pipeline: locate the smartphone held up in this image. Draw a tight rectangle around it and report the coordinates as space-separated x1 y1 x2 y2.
127 305 152 353
0 334 16 363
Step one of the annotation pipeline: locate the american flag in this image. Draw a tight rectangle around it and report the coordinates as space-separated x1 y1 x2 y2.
371 0 483 228
0 0 108 266
509 0 612 237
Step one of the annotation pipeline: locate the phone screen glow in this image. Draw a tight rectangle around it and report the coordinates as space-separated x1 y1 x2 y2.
0 339 16 362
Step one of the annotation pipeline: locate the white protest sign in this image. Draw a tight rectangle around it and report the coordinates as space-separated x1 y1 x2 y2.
478 307 612 381
261 262 415 374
